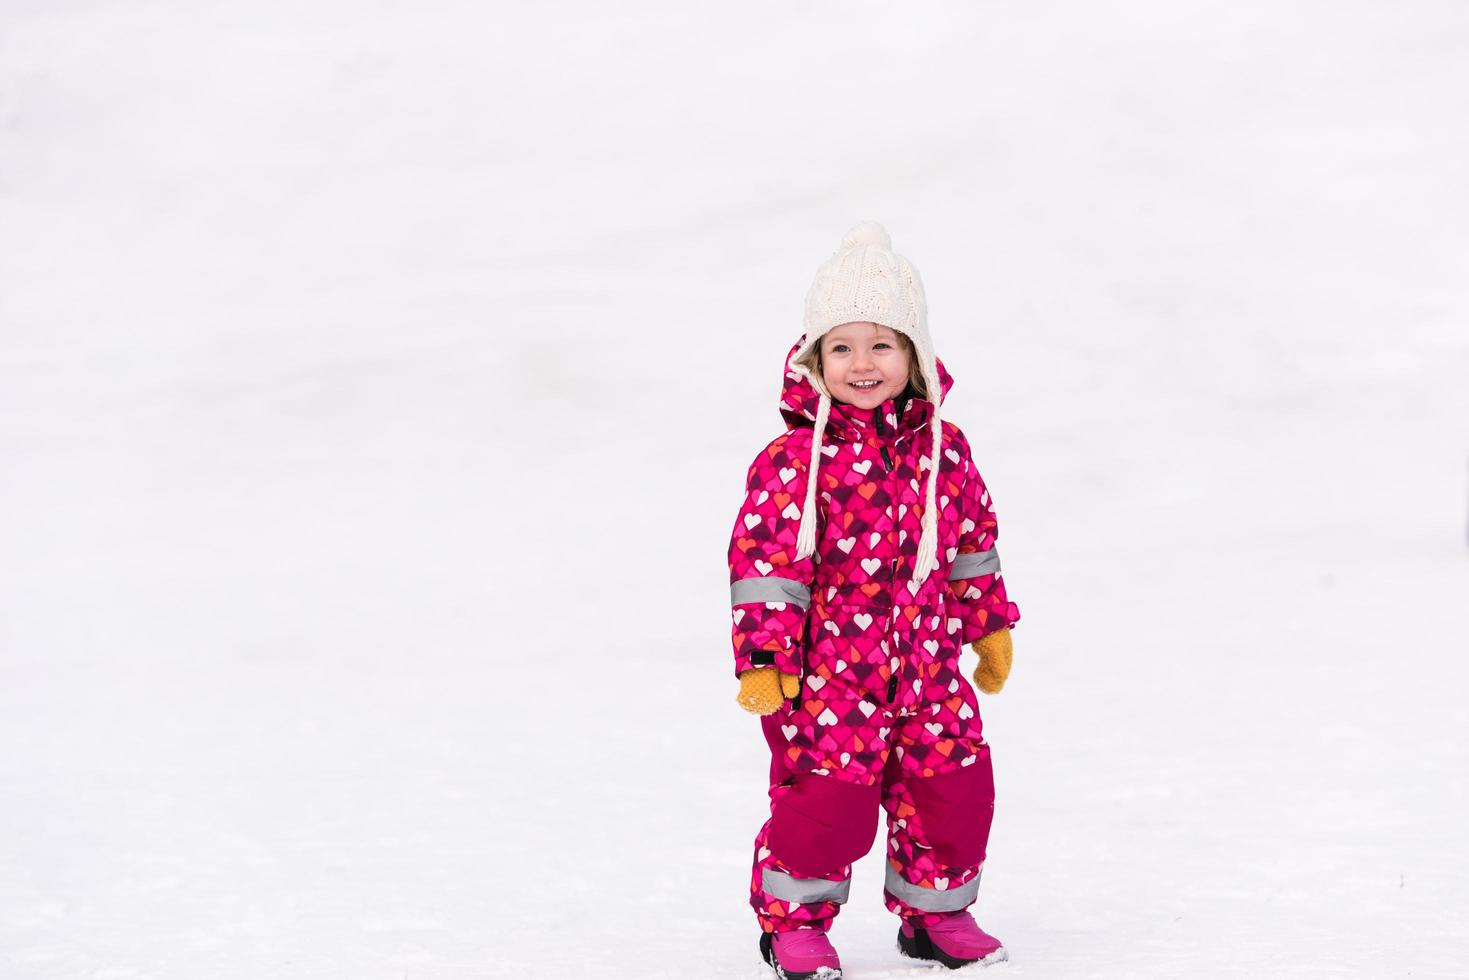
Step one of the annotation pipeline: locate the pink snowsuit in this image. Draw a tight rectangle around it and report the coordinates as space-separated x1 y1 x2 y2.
729 340 1020 934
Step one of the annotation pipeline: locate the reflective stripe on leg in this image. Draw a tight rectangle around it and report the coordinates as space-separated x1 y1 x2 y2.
884 864 981 912
761 867 852 905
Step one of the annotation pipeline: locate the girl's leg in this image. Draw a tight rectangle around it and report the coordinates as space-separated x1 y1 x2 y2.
879 682 995 927
749 704 887 932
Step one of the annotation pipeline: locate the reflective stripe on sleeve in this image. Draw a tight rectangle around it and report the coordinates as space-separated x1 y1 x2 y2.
947 548 1001 580
731 577 811 608
761 868 852 905
884 864 981 912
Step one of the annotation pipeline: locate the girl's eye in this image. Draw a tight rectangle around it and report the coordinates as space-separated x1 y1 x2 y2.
874 343 891 350
830 344 850 353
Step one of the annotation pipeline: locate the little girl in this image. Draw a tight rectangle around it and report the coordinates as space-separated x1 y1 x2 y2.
727 222 1020 978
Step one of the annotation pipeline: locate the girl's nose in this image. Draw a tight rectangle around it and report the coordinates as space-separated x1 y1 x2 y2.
853 350 874 371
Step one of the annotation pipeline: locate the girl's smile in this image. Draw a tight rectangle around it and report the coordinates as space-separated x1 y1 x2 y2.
819 321 913 409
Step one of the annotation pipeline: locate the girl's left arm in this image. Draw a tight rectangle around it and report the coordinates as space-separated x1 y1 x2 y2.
946 428 1021 644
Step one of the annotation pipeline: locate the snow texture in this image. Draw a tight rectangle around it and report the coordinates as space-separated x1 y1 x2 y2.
2 2 1468 978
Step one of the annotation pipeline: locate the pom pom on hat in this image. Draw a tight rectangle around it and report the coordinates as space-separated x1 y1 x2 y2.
841 220 892 249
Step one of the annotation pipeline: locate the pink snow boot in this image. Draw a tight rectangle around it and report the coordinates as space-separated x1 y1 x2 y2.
897 911 1007 968
759 927 843 979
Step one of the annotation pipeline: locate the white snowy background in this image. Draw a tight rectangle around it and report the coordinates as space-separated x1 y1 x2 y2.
2 2 1467 978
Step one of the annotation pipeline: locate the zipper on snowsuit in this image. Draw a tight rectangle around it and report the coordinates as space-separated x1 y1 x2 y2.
874 409 895 471
875 407 900 705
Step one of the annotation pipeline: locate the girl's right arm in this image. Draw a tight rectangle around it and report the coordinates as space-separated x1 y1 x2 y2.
727 432 818 679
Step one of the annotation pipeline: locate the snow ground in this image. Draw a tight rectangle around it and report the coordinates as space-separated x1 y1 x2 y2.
2 2 1468 977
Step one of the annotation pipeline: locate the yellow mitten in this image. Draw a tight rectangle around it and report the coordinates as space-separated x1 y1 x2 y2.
971 629 1014 694
736 668 801 716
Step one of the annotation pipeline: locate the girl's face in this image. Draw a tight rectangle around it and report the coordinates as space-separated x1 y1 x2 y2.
819 322 912 410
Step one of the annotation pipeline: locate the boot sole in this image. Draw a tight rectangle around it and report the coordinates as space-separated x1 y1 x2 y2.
897 926 1009 969
760 931 843 979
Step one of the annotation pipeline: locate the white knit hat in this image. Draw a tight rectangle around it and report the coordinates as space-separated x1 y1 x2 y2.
787 221 944 583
